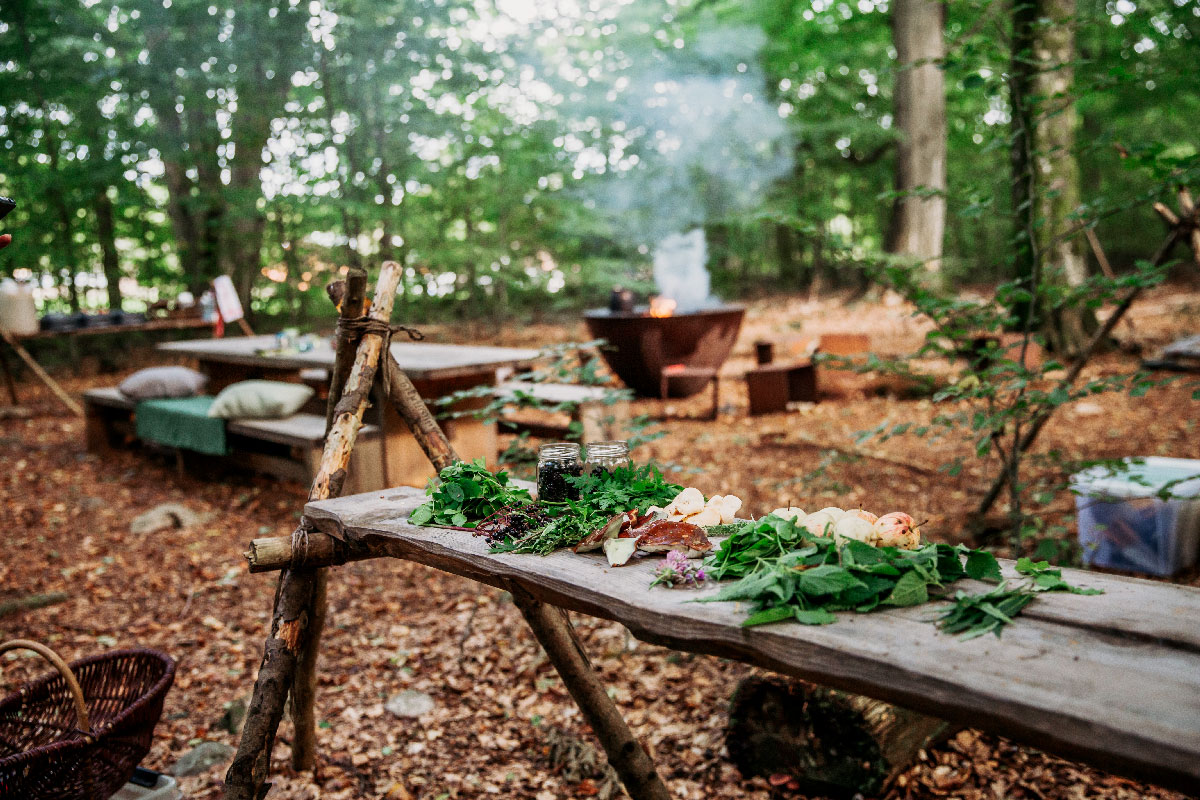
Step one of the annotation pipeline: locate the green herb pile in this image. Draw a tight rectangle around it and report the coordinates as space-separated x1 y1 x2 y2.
409 460 682 555
408 459 531 527
702 515 1099 636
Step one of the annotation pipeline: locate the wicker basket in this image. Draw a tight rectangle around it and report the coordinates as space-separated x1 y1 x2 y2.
0 640 176 800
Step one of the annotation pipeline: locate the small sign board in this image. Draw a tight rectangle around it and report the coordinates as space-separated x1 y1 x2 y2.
212 275 244 323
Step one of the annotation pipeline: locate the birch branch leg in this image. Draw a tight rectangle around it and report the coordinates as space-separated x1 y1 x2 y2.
511 589 672 800
291 268 368 773
226 262 402 800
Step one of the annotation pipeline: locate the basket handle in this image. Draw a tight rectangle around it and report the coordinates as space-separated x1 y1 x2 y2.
0 639 91 735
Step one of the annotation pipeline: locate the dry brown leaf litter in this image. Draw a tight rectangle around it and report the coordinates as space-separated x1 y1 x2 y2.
1 284 1197 800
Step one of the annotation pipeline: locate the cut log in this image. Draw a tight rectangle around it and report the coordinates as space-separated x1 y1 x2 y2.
725 676 954 798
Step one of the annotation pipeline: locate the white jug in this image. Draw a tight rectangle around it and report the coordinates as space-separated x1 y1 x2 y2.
0 278 39 336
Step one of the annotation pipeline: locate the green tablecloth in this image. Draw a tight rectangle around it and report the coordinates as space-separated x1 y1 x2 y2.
135 396 227 455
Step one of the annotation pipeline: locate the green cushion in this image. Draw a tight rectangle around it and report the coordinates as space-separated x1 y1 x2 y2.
207 380 314 420
136 396 227 456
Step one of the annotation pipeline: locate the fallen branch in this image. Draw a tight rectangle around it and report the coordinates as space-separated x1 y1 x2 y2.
0 591 69 619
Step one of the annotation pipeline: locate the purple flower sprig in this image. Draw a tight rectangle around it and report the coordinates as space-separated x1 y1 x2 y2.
649 549 708 589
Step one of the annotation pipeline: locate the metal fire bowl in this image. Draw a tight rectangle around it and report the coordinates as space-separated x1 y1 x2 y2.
584 305 746 398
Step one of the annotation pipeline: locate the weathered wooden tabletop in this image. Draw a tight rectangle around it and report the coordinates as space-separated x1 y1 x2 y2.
305 487 1200 793
159 335 540 380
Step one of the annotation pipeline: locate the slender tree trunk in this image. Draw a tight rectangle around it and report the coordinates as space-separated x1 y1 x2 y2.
95 189 123 310
1033 0 1094 354
887 0 947 277
1010 0 1038 325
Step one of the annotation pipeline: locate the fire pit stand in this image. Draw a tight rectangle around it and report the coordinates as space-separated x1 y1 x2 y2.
583 305 745 398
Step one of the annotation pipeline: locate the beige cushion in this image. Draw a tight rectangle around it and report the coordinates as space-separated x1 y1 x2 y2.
118 366 208 400
207 380 314 420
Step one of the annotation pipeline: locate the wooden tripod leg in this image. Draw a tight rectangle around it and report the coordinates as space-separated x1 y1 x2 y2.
0 330 83 416
291 268 366 773
510 590 671 800
226 263 401 800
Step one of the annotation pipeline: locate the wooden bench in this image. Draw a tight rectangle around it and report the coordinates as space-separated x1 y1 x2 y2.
83 387 138 452
226 414 383 494
298 486 1200 794
83 388 383 492
494 381 629 442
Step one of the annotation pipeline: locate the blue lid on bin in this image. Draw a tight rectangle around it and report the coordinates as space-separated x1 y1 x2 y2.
1071 457 1200 500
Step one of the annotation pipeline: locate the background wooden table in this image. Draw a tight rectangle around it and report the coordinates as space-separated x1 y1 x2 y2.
160 335 539 486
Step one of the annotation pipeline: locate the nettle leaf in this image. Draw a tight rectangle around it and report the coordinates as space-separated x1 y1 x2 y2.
798 565 865 596
742 606 795 627
964 550 1003 583
409 505 433 525
884 570 930 607
707 570 783 603
792 607 838 625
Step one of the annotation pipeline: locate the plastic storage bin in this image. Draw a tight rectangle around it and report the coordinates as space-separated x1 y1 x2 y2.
1071 457 1200 576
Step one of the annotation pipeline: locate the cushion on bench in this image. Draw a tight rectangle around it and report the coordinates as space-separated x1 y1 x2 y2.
135 395 228 456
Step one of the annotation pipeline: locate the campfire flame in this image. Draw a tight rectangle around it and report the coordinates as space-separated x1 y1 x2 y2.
649 297 677 318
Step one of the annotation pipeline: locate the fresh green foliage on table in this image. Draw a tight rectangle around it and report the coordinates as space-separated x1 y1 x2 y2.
563 464 682 516
410 460 680 555
490 503 606 555
935 557 1101 639
409 459 532 528
701 514 1100 635
493 463 681 553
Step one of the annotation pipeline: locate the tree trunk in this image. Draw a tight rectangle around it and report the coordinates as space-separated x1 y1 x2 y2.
1033 0 1094 354
95 189 123 310
1010 0 1038 325
887 0 947 278
726 677 955 798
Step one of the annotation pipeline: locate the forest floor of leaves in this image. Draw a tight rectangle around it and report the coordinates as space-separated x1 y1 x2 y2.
2 284 1198 800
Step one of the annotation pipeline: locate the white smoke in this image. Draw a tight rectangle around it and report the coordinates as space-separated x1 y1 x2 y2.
652 229 710 312
589 24 793 306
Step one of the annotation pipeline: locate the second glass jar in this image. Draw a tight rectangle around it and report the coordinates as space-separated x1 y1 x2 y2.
584 440 630 476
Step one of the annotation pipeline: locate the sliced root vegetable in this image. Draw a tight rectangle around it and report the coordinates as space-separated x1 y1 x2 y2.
688 507 722 528
670 487 705 516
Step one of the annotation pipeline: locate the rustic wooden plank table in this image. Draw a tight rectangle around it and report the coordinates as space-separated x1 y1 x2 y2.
159 335 539 486
304 486 1200 794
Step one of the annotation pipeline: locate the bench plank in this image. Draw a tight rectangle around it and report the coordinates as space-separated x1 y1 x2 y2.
304 487 1200 793
82 386 136 410
495 380 613 405
228 414 379 449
